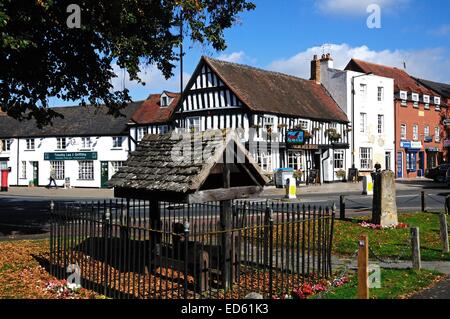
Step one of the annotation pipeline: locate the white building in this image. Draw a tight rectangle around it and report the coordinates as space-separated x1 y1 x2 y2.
0 103 141 188
315 54 395 175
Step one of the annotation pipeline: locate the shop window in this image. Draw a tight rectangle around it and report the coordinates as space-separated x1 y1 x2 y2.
21 161 27 179
334 150 345 169
110 161 124 175
78 161 94 180
256 150 272 172
359 147 373 170
51 161 65 180
406 153 417 172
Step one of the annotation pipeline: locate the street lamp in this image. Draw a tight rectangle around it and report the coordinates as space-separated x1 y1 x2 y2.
351 72 374 167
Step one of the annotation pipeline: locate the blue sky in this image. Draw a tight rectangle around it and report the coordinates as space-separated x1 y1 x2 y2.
51 0 450 106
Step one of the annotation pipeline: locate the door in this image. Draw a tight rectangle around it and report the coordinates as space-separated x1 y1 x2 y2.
314 153 321 184
100 161 109 188
385 152 391 171
32 162 39 186
418 152 425 177
396 152 403 178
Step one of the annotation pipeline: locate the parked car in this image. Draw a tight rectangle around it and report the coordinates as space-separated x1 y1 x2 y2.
426 164 450 182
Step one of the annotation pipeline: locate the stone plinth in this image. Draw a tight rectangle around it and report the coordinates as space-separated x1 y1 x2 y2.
372 171 398 227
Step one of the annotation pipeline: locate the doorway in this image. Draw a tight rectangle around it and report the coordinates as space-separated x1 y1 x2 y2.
100 161 109 188
31 161 39 186
418 152 425 177
396 152 403 178
385 152 391 171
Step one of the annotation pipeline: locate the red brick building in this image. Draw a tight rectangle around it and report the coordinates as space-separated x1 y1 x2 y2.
346 59 445 179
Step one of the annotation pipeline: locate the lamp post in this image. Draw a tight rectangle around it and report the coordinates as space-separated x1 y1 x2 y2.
351 72 374 167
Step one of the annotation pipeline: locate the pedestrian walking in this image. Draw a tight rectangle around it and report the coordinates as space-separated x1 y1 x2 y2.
47 167 58 189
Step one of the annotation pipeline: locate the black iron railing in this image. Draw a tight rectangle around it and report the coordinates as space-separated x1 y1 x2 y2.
49 200 335 299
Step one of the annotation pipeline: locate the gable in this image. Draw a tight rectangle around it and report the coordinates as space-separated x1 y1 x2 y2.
178 60 245 113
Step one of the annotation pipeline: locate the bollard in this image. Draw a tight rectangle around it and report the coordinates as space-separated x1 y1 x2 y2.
340 195 346 220
421 191 425 212
286 177 297 199
411 227 421 270
357 235 369 299
439 213 449 253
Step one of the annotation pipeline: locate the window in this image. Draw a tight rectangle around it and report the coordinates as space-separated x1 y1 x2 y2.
400 91 407 105
137 127 148 141
21 161 26 179
434 97 441 106
159 125 169 134
334 150 345 169
360 113 367 133
360 148 373 170
188 117 201 133
56 138 67 150
413 124 419 141
377 115 384 134
377 87 384 102
161 96 169 107
401 124 407 140
425 103 430 110
423 95 430 104
51 161 65 180
406 152 417 172
26 139 35 150
412 93 419 102
256 150 272 172
112 136 123 148
81 137 92 149
298 120 309 130
413 101 419 108
435 127 441 142
1 139 12 152
110 161 124 175
424 126 430 139
287 151 305 171
360 84 367 96
78 161 94 180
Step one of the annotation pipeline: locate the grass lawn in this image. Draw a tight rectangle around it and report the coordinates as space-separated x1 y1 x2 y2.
0 240 100 299
333 212 450 261
313 268 443 299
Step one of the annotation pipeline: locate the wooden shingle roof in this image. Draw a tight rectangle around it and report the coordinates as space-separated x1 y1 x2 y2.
109 129 269 203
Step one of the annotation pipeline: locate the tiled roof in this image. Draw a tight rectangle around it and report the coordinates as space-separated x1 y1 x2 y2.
202 57 349 123
0 102 142 138
345 59 438 95
131 92 180 125
415 78 450 99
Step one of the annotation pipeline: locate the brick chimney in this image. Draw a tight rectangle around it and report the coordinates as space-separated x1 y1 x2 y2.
310 55 321 84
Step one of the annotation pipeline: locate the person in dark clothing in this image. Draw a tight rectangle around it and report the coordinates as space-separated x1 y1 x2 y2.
374 163 382 173
47 167 58 189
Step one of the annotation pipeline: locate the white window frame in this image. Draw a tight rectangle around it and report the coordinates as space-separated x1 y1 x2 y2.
112 136 123 149
137 127 148 141
51 161 65 180
360 83 367 96
377 115 384 134
401 124 407 140
26 139 35 150
334 150 345 169
287 151 305 171
423 95 430 104
56 138 67 150
413 124 419 141
434 97 441 105
257 150 272 172
78 161 94 180
81 137 92 149
412 93 419 102
161 95 170 107
110 161 124 176
1 139 12 152
377 87 384 102
424 126 430 139
159 125 169 134
188 117 201 133
400 91 407 102
359 148 373 170
435 127 441 142
360 113 367 133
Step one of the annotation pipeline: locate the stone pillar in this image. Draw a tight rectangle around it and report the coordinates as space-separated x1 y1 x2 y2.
372 171 398 227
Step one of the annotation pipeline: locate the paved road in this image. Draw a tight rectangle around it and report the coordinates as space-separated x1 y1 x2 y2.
410 278 450 299
1 181 449 238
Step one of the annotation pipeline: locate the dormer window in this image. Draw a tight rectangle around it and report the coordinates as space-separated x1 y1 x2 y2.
423 95 430 103
434 97 441 106
412 93 419 108
400 91 407 106
160 93 172 107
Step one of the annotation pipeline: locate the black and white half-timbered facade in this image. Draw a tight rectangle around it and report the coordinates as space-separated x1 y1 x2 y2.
171 57 350 183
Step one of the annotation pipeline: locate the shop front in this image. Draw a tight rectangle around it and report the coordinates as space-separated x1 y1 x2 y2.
399 141 423 178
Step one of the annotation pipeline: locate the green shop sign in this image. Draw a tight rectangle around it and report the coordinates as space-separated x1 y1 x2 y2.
44 152 98 161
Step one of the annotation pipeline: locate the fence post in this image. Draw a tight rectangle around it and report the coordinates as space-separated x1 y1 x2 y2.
268 208 274 299
357 235 369 299
340 196 346 220
421 191 425 213
411 227 421 270
439 213 449 253
103 206 110 296
183 219 190 298
263 205 272 266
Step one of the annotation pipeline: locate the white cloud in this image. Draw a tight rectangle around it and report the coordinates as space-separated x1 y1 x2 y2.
429 24 450 36
267 43 450 83
315 0 410 15
111 63 190 100
217 51 247 63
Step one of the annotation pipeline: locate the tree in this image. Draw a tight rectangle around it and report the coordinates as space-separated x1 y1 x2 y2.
0 0 255 127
